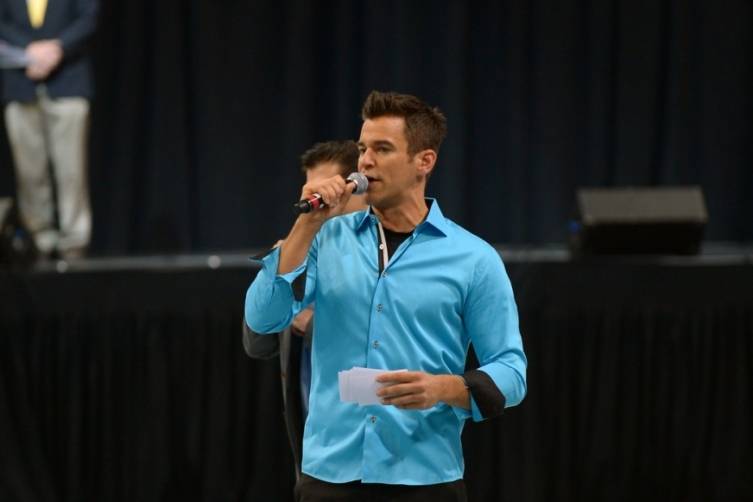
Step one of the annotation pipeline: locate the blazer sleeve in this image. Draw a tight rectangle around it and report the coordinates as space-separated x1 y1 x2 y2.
58 0 98 55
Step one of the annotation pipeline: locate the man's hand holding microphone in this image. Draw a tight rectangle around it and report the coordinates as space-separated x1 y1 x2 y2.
292 172 368 219
278 173 367 274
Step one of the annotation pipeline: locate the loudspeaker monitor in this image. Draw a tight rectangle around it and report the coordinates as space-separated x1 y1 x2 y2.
570 186 708 256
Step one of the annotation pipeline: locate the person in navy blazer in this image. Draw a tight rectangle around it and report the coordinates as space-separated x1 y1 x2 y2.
0 0 98 259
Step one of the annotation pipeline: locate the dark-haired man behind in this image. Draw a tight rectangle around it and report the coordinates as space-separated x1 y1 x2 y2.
246 91 527 501
243 140 367 480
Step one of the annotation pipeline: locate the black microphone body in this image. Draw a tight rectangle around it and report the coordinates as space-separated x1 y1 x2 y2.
292 173 368 215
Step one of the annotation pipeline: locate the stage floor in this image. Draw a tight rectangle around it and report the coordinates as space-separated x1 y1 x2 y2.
24 241 753 275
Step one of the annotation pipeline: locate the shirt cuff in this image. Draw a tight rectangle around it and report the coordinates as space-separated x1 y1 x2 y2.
464 369 506 421
245 247 308 334
251 246 307 285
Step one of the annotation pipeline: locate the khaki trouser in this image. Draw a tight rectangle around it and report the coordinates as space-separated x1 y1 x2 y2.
4 86 91 254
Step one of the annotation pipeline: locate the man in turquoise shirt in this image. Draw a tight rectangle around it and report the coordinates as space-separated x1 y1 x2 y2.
246 91 527 501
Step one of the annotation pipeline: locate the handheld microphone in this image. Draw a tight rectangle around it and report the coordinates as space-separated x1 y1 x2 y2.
292 172 368 215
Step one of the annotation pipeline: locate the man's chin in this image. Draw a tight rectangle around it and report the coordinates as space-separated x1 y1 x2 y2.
365 192 379 206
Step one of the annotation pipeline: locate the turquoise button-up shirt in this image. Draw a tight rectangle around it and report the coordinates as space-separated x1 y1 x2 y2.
245 199 527 485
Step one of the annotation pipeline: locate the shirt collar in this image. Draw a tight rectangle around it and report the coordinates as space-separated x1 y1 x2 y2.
355 208 373 231
355 198 449 237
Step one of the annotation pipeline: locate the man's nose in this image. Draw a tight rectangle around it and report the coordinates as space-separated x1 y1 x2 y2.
359 149 375 169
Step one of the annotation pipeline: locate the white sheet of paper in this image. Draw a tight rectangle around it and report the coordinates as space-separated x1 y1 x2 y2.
338 367 406 405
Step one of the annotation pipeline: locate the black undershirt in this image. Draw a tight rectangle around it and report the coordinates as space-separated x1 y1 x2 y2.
378 228 412 273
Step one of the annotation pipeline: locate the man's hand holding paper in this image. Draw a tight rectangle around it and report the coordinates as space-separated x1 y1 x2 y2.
338 367 406 406
377 371 471 410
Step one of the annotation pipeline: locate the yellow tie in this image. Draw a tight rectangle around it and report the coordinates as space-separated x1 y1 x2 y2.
27 0 48 28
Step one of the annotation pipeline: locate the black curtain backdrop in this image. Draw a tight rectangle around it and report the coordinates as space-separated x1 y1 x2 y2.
1 0 752 254
2 260 752 501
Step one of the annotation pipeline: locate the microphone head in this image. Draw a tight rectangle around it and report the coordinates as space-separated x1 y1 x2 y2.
347 172 369 195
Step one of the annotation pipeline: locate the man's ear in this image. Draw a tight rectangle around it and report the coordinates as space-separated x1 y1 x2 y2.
415 149 437 177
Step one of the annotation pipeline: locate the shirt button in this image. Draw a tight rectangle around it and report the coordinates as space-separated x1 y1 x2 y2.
376 304 383 312
370 416 377 423
373 340 379 349
382 271 388 277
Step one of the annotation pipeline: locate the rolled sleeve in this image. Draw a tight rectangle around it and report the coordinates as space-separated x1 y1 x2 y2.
463 249 528 421
244 246 309 334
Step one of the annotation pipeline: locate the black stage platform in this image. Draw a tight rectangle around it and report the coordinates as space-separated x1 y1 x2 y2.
2 245 752 501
